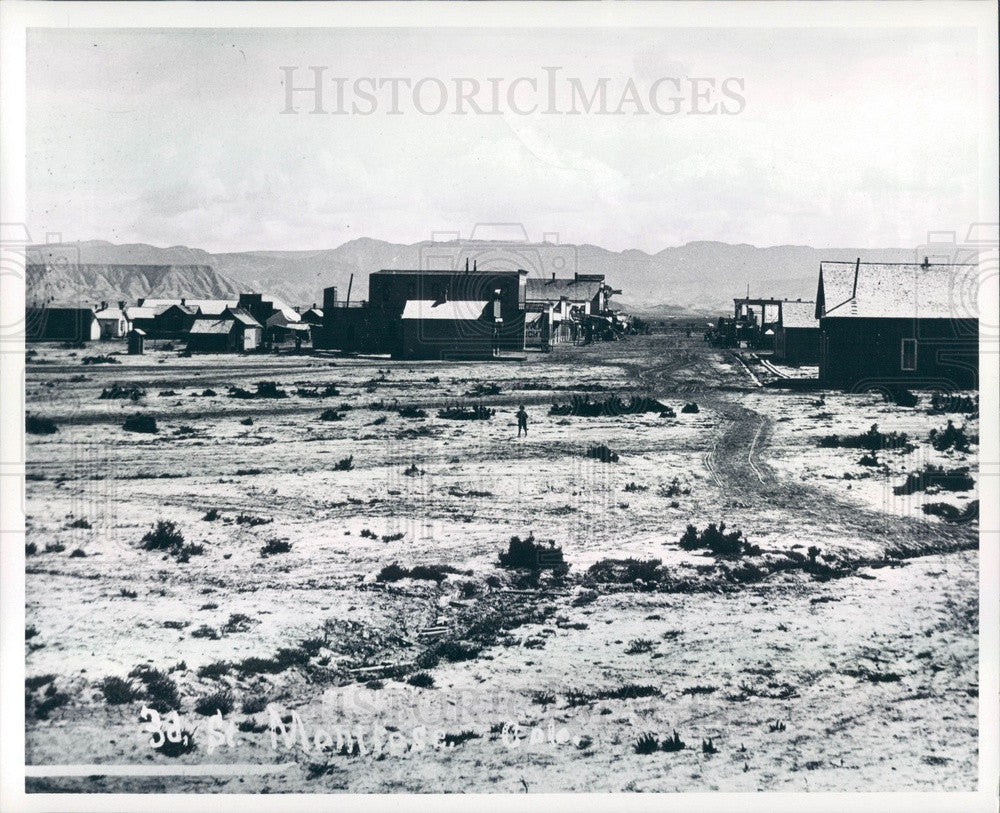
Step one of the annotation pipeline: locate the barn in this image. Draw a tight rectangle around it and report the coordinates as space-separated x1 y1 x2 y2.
816 260 978 389
25 306 101 342
773 300 820 364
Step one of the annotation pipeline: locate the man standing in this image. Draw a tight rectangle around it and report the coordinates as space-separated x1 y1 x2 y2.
516 404 528 437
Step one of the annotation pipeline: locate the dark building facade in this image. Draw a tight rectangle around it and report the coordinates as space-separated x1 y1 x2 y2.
26 307 101 342
816 261 978 389
773 300 820 364
317 266 527 358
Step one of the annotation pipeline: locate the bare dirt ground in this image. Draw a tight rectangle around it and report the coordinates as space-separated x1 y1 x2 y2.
23 331 979 792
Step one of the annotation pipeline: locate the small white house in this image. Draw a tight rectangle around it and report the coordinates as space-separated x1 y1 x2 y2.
94 301 131 339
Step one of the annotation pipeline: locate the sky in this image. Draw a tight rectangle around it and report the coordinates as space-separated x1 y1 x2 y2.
26 26 983 253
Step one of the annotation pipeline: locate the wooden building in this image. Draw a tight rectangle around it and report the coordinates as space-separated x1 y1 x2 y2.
25 306 101 342
94 301 130 339
816 260 978 389
185 308 262 353
773 300 820 364
317 263 527 357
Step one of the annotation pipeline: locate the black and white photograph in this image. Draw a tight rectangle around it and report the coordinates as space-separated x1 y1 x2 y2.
0 1 997 809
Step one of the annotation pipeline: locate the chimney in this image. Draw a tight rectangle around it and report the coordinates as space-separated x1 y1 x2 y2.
473 259 477 272
118 300 125 310
551 272 555 281
922 256 930 268
852 258 860 298
100 300 107 311
465 258 469 272
181 298 186 307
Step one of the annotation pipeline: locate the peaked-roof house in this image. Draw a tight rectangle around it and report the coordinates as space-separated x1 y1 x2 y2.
815 259 978 388
525 272 614 317
186 308 262 353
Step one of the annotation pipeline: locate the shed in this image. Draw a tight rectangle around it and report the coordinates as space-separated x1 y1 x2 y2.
816 261 978 388
127 328 146 355
773 300 820 364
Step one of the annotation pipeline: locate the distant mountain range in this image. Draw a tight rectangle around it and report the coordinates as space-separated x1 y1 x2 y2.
25 238 922 314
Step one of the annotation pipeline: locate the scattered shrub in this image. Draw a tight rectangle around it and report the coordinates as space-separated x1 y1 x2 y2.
25 674 56 691
702 738 718 754
498 534 566 572
154 728 196 757
398 406 427 419
45 542 66 553
221 613 256 633
587 558 661 586
634 732 660 754
623 482 648 493
140 520 184 552
228 381 287 400
203 508 221 521
929 420 972 453
660 730 686 752
550 394 672 418
194 690 234 716
69 548 87 558
33 687 71 719
128 666 181 713
333 456 354 471
930 393 977 414
242 694 268 714
260 538 292 557
893 465 974 495
25 542 37 556
679 522 759 557
376 563 460 584
819 423 912 453
465 382 500 397
407 672 435 688
625 638 656 655
99 383 146 401
438 404 495 420
67 517 92 529
681 402 700 413
235 513 272 527
81 354 120 365
123 414 157 434
191 625 220 640
585 444 619 463
26 415 58 435
442 730 480 747
660 477 690 498
319 409 343 421
120 588 138 598
239 416 253 425
99 676 140 705
923 500 978 523
196 661 231 680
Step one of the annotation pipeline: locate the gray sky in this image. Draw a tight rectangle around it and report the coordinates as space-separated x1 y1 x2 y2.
27 26 980 253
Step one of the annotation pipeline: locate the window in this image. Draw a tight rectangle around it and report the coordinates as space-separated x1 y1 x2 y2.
901 338 917 371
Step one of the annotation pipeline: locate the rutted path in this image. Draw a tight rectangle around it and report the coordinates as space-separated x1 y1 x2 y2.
615 334 978 559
